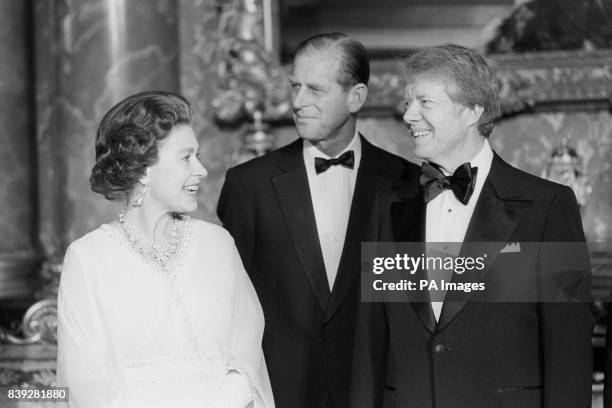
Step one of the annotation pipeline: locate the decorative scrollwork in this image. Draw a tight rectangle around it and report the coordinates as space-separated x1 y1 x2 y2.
0 299 57 345
490 49 612 115
363 49 612 117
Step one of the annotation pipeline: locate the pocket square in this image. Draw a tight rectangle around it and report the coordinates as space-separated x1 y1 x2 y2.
500 242 521 253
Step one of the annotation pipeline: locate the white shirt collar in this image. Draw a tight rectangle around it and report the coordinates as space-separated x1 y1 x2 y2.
464 138 493 206
471 138 493 172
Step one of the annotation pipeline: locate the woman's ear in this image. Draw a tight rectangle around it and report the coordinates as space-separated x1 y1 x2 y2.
347 83 368 114
138 168 151 186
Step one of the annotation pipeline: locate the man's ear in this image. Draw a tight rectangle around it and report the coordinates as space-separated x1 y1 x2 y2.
465 104 484 129
347 83 368 114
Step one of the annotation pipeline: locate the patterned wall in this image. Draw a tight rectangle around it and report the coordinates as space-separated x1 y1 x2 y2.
494 111 612 242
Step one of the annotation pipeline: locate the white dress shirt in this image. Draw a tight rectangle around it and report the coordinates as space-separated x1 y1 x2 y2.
426 139 494 320
303 132 361 290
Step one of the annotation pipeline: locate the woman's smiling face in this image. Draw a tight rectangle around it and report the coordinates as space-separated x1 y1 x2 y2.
146 124 207 214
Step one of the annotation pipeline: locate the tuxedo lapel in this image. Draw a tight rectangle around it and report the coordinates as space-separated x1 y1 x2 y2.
326 137 396 321
391 195 425 243
437 153 533 330
272 140 330 312
391 190 438 333
463 162 533 245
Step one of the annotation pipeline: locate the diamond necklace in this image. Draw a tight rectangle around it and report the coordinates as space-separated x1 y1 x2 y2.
118 209 180 267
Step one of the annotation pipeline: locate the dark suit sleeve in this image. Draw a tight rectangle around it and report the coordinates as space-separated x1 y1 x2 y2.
351 301 389 408
539 185 595 408
217 168 256 273
351 191 391 408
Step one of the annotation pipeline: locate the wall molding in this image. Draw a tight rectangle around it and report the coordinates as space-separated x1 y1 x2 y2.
365 49 612 117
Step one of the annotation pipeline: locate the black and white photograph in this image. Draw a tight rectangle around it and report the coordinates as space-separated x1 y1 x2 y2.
0 0 611 407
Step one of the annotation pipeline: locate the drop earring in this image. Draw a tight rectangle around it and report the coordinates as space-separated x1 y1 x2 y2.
132 183 149 208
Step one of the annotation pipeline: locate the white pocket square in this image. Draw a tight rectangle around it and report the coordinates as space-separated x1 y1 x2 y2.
500 242 521 253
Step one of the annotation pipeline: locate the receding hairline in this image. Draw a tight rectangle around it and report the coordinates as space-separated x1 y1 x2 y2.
292 45 345 84
294 42 343 66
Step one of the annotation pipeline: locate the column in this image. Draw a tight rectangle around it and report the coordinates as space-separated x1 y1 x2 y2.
0 1 39 300
34 0 181 297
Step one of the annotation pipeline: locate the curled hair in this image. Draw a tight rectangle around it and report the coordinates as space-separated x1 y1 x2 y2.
295 32 370 88
90 91 192 201
403 44 500 137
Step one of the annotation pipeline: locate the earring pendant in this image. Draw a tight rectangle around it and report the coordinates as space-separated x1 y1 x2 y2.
133 184 149 208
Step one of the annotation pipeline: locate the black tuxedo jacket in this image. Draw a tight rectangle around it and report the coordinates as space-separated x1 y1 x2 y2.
218 136 418 408
352 153 594 408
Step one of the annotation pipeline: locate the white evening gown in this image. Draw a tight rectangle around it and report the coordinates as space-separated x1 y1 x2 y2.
56 219 274 408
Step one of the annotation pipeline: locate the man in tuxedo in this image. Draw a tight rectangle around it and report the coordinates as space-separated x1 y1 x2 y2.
351 44 594 408
217 33 417 408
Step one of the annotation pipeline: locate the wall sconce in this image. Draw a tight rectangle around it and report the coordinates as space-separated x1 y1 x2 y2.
213 0 290 162
541 138 592 208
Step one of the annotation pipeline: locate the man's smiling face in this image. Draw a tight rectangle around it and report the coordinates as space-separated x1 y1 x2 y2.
402 75 474 170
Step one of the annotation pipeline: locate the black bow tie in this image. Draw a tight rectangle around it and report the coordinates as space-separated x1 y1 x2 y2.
420 162 478 205
315 150 355 174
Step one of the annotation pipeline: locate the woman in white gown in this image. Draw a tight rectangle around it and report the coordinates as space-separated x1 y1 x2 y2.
56 91 274 408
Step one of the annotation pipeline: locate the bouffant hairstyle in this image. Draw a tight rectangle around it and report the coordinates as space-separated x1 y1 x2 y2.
402 44 500 138
90 91 192 201
295 32 370 89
